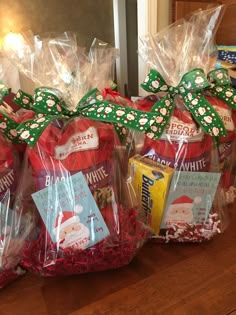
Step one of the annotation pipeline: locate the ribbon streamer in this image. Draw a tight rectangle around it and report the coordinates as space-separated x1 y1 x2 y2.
207 68 236 110
141 68 226 139
0 83 23 143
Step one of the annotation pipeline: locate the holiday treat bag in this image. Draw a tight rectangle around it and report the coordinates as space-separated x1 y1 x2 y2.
0 82 34 288
8 32 149 276
204 70 236 204
135 6 231 242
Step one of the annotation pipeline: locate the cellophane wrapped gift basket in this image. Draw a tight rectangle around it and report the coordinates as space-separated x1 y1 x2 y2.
4 32 150 277
0 75 34 287
132 5 236 243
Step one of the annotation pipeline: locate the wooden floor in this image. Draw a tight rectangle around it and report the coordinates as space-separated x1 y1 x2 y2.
1 207 236 315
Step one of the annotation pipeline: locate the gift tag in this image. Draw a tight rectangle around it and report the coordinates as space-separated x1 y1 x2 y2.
160 171 221 230
32 172 110 250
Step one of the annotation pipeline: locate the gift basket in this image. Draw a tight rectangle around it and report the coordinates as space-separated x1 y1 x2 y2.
133 5 235 242
0 80 34 287
4 32 150 276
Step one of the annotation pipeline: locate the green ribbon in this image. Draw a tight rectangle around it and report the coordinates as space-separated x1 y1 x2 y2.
141 68 226 138
0 111 22 144
207 68 236 110
16 87 162 146
0 82 23 143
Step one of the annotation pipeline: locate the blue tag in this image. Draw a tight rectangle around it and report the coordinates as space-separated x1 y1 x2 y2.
32 172 110 249
160 171 221 229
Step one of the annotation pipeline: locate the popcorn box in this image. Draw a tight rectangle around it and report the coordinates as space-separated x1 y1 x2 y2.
129 155 175 234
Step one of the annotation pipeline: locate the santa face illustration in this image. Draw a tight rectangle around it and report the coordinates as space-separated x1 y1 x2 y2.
23 97 30 105
165 100 171 107
164 195 200 227
54 206 90 250
30 123 39 129
116 109 126 119
160 85 168 91
160 108 167 116
97 106 105 114
216 72 223 80
36 117 46 123
87 106 96 112
187 93 193 101
198 107 206 116
46 99 56 108
204 116 213 124
9 129 17 137
165 203 194 227
0 122 7 129
216 86 223 93
179 86 185 94
226 90 233 98
212 127 220 136
191 99 199 106
195 76 204 86
151 125 158 132
59 222 90 249
20 130 30 140
36 96 43 102
147 132 155 139
139 116 148 127
96 95 103 102
87 96 96 104
155 116 164 123
126 112 136 121
152 80 159 89
104 105 113 115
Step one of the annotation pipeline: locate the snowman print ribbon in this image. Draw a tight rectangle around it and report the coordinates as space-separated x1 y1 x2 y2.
15 87 161 146
207 68 236 110
141 68 226 139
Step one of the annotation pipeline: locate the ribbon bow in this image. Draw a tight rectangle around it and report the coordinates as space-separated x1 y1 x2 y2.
15 87 163 146
141 68 226 139
207 68 236 109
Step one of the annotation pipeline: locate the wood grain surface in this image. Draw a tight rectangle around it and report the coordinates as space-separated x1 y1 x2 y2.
0 207 236 315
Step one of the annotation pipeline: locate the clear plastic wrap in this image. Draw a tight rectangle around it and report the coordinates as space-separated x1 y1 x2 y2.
3 32 119 110
15 117 147 276
0 70 34 287
0 125 32 288
5 32 149 276
135 6 234 242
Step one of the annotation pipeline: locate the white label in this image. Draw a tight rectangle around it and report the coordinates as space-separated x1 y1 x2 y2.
213 106 234 132
55 127 99 160
161 115 204 142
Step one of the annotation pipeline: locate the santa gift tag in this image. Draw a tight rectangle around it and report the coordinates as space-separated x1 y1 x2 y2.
32 172 110 250
160 171 221 230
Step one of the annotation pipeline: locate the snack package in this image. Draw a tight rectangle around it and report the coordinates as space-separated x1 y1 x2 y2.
205 95 236 204
136 6 232 242
6 32 149 276
0 79 34 287
0 134 32 288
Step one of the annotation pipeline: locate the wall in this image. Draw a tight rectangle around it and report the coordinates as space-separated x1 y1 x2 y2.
0 0 114 46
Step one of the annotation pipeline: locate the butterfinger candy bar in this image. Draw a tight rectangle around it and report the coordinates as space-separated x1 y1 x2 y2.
129 154 174 234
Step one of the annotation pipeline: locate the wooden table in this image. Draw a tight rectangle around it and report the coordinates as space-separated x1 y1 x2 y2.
1 207 236 315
